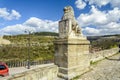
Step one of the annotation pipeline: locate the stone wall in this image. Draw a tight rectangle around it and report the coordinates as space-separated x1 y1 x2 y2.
1 64 58 80
90 48 119 63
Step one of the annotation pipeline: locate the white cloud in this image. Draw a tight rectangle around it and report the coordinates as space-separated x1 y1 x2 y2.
77 6 107 27
0 8 21 20
101 22 120 29
107 7 120 22
84 0 120 9
0 24 32 35
0 17 58 36
75 0 111 8
75 0 86 9
24 17 58 32
83 27 100 35
110 0 120 8
77 6 120 36
85 0 110 7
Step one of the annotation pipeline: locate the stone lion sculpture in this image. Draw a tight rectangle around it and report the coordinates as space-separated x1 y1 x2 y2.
62 6 82 35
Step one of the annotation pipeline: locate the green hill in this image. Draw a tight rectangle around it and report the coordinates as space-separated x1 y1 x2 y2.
0 32 58 61
0 32 120 61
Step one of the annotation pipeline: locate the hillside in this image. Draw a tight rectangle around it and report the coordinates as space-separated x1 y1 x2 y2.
87 34 120 52
0 32 58 61
87 34 120 41
0 32 120 61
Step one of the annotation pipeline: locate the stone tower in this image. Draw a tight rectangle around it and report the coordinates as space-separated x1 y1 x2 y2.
54 6 90 79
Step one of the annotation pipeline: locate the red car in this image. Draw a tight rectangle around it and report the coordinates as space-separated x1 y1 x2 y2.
0 62 9 77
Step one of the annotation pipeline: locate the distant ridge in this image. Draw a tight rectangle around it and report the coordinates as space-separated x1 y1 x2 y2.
87 34 120 41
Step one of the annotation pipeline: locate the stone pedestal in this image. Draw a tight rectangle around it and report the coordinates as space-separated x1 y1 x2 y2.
54 6 90 79
54 38 90 79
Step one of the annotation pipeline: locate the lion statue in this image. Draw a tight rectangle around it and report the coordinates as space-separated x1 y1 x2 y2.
62 6 82 35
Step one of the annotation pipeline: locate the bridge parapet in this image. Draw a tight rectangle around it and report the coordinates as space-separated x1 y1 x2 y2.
1 63 58 80
90 48 119 63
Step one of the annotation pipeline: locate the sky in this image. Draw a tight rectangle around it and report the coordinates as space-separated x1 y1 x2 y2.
0 0 120 36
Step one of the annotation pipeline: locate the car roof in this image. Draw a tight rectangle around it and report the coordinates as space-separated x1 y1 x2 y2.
0 62 6 65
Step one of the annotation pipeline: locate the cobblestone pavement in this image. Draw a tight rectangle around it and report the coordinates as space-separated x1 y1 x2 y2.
79 53 120 80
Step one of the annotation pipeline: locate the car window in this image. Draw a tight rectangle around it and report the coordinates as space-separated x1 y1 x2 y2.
0 65 6 70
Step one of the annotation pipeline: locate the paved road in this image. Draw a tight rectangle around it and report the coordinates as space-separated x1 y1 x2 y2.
78 53 120 80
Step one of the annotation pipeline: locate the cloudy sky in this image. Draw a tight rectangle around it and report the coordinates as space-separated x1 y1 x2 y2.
0 0 120 36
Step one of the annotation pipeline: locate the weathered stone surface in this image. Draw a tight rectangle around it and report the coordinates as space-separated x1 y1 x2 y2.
59 6 85 39
90 48 119 63
1 64 58 80
54 39 90 79
54 6 90 79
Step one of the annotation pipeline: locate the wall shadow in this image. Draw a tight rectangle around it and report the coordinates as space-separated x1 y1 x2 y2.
105 57 120 61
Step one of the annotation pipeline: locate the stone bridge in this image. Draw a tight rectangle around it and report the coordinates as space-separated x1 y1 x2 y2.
1 6 120 80
0 48 119 80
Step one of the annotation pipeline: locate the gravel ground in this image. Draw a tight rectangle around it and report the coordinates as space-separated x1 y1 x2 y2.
78 53 120 80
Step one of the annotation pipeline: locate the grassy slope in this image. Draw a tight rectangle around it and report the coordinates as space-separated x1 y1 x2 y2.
1 32 120 61
0 32 58 61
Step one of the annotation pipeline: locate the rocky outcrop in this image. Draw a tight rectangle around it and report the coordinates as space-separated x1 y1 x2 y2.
0 36 11 45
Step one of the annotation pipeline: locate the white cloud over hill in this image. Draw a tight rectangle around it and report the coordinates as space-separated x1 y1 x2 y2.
1 0 120 36
0 17 58 36
0 8 21 20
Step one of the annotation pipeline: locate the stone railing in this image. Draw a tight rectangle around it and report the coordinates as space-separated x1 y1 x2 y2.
90 48 119 63
1 64 58 80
